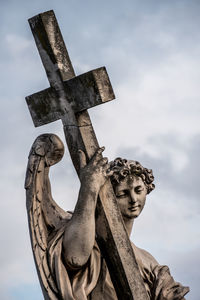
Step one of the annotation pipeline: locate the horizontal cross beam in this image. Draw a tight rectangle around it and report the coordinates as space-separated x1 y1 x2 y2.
26 67 113 127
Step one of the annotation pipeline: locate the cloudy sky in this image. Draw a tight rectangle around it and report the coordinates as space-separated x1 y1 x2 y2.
0 0 200 299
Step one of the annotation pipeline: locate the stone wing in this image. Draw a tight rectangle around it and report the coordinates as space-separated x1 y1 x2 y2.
25 134 71 300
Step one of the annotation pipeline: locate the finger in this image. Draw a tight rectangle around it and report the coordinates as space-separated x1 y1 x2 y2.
91 147 105 165
78 149 87 169
165 286 189 300
106 169 114 177
98 157 108 166
104 162 114 177
101 161 114 178
173 286 190 300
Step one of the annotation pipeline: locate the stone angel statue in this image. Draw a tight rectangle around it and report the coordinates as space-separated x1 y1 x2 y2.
25 133 189 300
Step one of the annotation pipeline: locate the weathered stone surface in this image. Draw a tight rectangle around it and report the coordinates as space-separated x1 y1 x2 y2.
25 134 190 300
28 10 75 82
25 10 150 300
26 67 114 127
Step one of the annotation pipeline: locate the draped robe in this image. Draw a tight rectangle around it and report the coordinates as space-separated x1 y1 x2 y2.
48 223 189 300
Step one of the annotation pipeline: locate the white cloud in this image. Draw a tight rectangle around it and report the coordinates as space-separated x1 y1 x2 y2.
5 34 32 57
1 1 200 299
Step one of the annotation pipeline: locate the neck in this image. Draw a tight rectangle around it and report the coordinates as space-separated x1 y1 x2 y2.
123 217 134 237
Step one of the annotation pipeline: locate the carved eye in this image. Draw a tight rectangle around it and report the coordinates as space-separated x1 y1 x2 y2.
135 186 144 194
116 190 129 198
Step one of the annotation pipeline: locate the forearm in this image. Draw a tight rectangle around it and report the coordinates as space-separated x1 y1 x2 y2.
62 146 110 269
62 183 98 268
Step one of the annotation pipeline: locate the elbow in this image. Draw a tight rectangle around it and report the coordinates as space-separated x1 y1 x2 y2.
64 253 90 270
62 237 91 269
62 225 94 269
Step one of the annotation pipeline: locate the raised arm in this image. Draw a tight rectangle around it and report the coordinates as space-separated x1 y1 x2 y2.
62 147 111 269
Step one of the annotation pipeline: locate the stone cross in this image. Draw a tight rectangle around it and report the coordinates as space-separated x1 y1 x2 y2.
26 10 149 300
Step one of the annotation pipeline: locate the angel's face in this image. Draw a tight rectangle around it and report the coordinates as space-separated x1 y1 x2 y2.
114 175 147 219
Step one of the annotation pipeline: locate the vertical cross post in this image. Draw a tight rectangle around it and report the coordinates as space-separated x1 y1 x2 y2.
26 10 149 300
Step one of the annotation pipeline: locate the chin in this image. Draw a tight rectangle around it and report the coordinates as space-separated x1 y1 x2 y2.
123 213 139 220
133 214 139 218
130 210 141 218
131 214 139 219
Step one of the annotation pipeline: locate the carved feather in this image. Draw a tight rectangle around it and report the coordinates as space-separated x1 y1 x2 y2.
25 134 70 300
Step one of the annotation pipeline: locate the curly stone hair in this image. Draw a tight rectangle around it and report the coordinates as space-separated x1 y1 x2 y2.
108 157 155 194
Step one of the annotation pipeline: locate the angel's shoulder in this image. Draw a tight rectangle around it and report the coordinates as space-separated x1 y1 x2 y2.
132 242 158 270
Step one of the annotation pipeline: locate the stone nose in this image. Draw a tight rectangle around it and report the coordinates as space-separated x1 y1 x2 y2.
129 190 136 203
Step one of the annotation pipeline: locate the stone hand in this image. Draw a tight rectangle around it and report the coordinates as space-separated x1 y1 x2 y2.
78 147 113 192
154 265 190 300
159 286 189 300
